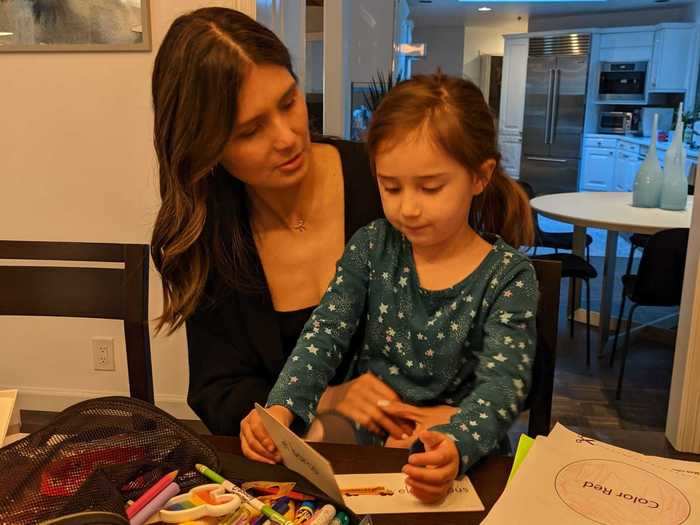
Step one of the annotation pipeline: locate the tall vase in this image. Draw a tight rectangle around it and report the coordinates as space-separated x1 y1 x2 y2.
660 102 689 211
632 113 663 208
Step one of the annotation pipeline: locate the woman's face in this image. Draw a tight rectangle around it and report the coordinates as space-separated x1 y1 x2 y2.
219 64 311 189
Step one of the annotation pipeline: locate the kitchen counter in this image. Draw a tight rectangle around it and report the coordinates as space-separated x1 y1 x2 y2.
586 133 699 159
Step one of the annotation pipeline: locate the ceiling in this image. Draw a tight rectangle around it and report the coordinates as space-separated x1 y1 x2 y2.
408 0 695 26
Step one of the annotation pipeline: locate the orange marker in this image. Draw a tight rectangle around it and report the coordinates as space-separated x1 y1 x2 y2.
126 470 179 519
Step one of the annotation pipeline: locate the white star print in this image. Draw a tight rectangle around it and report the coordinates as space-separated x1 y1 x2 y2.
503 290 513 298
435 310 442 318
524 310 533 318
286 398 294 406
325 328 332 335
307 345 319 355
425 349 434 357
419 362 425 368
472 432 481 441
306 364 313 371
466 295 473 302
513 379 524 389
328 304 336 312
522 355 530 364
389 366 399 375
516 281 524 288
369 241 374 249
396 342 403 350
292 356 299 361
490 278 499 287
406 360 413 368
379 303 389 314
382 272 389 280
479 412 488 419
386 336 392 343
510 403 518 412
499 312 513 324
451 301 458 310
398 312 404 319
350 244 356 251
460 423 468 431
378 315 383 323
427 319 436 326
469 420 478 426
504 336 513 344
340 321 347 328
399 276 408 287
470 310 477 318
494 353 507 362
304 333 314 340
387 327 396 336
289 377 298 383
518 342 526 349
517 365 524 371
486 362 495 369
335 275 343 285
403 267 410 273
417 333 424 340
437 332 445 340
498 408 508 417
462 455 470 465
451 322 459 331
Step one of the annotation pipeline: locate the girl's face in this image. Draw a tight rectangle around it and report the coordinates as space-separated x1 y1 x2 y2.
219 64 311 189
375 131 492 249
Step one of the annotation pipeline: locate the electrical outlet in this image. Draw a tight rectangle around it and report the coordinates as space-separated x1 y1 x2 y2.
92 337 115 371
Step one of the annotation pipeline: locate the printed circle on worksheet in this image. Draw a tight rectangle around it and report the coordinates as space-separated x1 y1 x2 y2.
554 459 690 525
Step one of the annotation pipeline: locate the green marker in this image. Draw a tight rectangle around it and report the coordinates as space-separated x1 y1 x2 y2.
195 464 294 525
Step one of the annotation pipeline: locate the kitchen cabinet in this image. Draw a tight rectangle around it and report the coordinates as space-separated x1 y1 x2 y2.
498 36 528 134
598 30 653 62
499 132 522 179
581 146 616 191
614 150 641 192
649 26 695 93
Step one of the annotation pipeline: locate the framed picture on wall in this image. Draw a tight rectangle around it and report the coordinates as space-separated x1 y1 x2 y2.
0 0 151 52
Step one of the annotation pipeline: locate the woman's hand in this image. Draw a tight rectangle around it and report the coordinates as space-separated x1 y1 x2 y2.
318 372 414 438
402 431 459 504
379 401 458 432
240 405 293 464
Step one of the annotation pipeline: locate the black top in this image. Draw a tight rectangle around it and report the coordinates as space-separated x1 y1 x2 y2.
277 306 316 357
185 139 383 435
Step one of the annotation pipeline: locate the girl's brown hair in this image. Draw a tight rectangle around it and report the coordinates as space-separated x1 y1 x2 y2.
151 7 294 333
366 73 534 249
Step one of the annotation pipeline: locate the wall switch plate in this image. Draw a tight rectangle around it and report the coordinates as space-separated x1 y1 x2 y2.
92 337 115 371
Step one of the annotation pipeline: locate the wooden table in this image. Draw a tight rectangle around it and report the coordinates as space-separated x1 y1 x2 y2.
204 436 512 525
530 192 693 355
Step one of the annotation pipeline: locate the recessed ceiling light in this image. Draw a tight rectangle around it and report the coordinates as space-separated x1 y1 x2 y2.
478 6 492 11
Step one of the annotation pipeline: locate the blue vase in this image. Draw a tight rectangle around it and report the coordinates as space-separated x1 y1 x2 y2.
632 113 663 208
660 103 688 211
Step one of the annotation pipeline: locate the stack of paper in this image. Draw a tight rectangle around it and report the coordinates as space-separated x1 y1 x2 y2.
485 424 700 525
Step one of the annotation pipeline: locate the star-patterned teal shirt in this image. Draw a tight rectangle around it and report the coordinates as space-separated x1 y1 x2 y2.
267 219 538 475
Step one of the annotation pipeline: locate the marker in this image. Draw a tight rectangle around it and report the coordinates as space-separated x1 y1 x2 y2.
258 497 290 525
330 511 349 525
306 504 336 525
294 501 315 523
126 470 178 519
195 464 294 525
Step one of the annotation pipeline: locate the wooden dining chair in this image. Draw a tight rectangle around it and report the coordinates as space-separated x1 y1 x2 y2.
524 259 562 437
0 241 153 403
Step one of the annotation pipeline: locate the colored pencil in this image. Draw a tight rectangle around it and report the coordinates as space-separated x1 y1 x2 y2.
129 482 180 525
126 470 178 519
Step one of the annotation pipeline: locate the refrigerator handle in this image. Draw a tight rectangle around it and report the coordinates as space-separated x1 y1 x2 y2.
550 68 561 144
544 69 554 145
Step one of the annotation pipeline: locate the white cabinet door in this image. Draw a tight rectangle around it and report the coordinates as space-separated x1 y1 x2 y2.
498 37 529 134
581 147 616 191
499 132 522 179
614 151 640 191
649 27 694 92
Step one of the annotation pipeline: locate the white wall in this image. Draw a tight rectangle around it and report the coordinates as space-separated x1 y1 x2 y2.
528 5 693 32
411 25 464 78
462 19 528 83
0 0 252 420
349 0 395 84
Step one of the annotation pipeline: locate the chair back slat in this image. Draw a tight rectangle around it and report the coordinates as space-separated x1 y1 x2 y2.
0 240 153 404
527 259 562 437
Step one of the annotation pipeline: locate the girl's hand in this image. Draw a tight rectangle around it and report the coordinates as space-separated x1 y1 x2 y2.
318 372 414 438
378 401 458 430
240 405 293 464
402 431 459 504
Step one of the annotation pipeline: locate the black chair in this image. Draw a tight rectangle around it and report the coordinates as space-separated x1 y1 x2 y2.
608 228 689 399
0 241 153 403
518 180 593 261
524 259 562 437
531 253 597 366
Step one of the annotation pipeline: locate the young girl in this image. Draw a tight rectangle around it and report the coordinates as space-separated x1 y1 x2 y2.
241 73 537 502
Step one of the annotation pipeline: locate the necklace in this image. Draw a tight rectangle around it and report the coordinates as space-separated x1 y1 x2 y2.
292 218 306 232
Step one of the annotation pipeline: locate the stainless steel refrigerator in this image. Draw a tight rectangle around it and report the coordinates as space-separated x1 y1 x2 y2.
520 35 590 195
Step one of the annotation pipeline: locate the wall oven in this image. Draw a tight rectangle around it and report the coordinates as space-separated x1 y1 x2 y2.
598 62 647 101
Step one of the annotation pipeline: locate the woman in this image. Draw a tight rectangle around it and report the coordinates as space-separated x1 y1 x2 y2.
151 7 412 441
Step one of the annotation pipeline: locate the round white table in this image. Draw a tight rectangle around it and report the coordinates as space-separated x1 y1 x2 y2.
530 192 693 353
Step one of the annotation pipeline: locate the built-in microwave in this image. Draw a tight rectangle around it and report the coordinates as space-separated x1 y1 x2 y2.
599 111 634 134
598 62 647 101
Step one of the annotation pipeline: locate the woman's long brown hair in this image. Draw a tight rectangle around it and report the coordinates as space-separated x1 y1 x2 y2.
366 73 534 249
151 8 294 334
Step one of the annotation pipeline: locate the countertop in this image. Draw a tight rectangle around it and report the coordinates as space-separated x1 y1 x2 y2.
586 132 700 159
